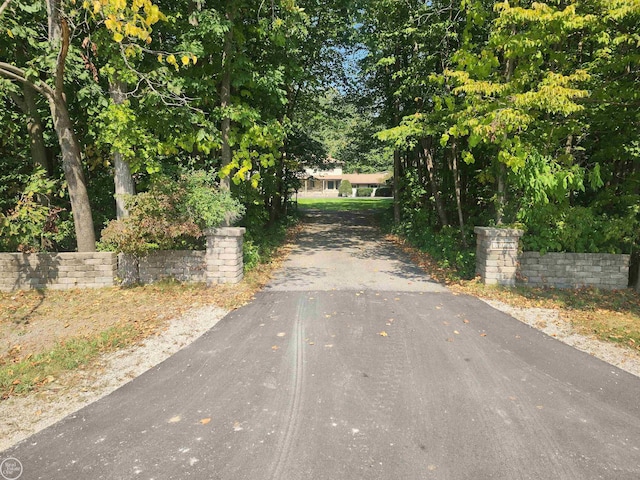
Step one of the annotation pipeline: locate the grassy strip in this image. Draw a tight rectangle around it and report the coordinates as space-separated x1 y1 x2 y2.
454 281 640 352
296 197 393 211
1 322 143 398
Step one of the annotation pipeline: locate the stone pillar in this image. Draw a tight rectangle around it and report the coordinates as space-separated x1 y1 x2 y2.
205 227 246 285
474 227 524 286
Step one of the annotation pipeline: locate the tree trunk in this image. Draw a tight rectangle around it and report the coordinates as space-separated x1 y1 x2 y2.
48 10 95 251
420 138 448 228
393 148 401 224
109 79 135 220
23 85 50 174
48 96 96 252
10 85 50 175
219 9 234 192
495 42 515 226
496 161 506 225
451 140 466 246
46 0 61 43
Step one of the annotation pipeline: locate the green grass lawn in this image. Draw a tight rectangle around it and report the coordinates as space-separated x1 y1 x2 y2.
296 197 393 211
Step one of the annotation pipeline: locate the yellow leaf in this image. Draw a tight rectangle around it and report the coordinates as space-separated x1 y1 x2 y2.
104 17 118 31
191 55 198 65
200 418 211 425
7 29 14 39
181 55 190 66
378 331 388 337
157 53 164 63
113 32 124 43
93 0 101 14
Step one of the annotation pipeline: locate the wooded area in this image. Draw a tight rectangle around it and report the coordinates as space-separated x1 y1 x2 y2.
1 1 638 283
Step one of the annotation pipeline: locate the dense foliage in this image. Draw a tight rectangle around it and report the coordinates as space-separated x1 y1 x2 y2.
357 0 639 280
99 171 244 255
1 1 637 284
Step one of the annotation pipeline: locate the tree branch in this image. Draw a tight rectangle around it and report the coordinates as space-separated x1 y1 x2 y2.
0 62 54 98
0 0 11 18
9 91 27 113
55 17 70 95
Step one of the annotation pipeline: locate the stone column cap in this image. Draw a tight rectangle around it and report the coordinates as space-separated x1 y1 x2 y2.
204 227 246 237
474 226 524 237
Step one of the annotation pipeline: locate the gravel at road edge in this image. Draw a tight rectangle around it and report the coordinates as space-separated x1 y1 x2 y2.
0 305 228 452
482 299 640 379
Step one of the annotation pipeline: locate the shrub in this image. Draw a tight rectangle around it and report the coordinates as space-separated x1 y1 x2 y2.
100 171 245 255
338 179 353 197
375 186 392 197
0 169 65 253
356 187 373 197
520 203 639 254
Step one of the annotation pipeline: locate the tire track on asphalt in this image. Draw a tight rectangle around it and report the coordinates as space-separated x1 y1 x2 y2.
269 297 306 480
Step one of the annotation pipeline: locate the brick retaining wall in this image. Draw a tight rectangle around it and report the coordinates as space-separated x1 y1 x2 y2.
518 252 630 290
0 253 117 291
0 228 246 291
474 227 631 290
474 227 523 286
119 251 206 285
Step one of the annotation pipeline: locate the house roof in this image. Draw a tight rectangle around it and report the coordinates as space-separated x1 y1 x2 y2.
342 173 391 185
298 172 392 185
302 172 391 185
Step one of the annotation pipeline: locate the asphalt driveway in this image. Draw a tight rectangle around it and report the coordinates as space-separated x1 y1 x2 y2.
2 210 639 479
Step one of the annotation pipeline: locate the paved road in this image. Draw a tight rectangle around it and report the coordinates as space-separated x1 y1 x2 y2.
2 210 640 479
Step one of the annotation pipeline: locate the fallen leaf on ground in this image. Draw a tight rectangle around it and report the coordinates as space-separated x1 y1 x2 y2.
463 319 470 324
271 345 279 351
480 333 487 337
454 330 460 335
200 418 211 425
277 332 286 337
379 331 388 337
168 415 181 423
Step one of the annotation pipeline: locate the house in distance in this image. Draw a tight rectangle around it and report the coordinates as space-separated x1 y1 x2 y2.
299 160 391 197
